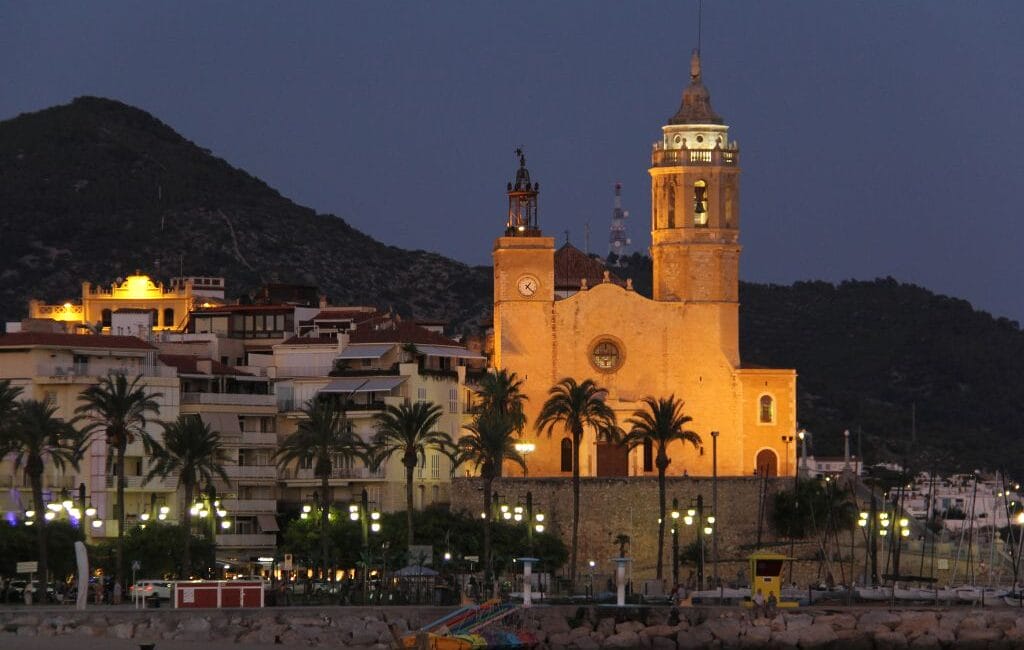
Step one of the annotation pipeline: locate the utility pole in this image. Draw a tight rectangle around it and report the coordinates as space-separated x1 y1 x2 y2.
711 431 719 587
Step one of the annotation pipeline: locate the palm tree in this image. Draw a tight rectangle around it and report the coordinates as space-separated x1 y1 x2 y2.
371 401 453 548
145 415 231 578
621 395 701 579
76 372 162 592
475 369 528 435
0 379 22 433
535 377 619 590
454 410 527 588
276 397 367 580
5 399 84 597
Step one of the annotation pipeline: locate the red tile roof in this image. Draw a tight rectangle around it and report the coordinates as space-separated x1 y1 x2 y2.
0 333 156 350
157 354 250 376
312 308 379 321
191 304 294 314
554 243 623 291
350 321 459 346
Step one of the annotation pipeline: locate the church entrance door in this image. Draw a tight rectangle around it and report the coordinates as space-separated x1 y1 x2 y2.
755 449 778 477
596 442 629 477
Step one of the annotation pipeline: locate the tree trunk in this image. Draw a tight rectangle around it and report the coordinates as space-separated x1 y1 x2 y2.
116 443 126 594
656 462 667 580
483 475 493 590
405 459 416 549
321 472 330 581
182 481 193 578
30 469 47 605
570 426 582 593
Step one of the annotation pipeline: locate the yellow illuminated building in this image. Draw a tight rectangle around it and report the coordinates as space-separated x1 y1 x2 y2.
28 273 224 333
493 52 797 478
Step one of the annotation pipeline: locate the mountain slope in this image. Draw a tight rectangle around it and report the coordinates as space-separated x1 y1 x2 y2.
0 96 491 331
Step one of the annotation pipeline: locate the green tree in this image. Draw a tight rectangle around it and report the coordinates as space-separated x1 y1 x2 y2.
4 399 84 594
76 372 162 592
0 379 22 434
772 479 858 538
475 369 528 436
276 397 368 581
620 395 701 579
454 410 527 588
535 377 619 590
145 415 231 578
372 401 454 548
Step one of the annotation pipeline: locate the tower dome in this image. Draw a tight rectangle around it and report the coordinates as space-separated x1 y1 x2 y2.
668 50 723 125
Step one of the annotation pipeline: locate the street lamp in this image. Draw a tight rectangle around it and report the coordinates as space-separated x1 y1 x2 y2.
797 429 810 478
670 498 681 587
514 442 535 477
682 494 714 590
191 484 229 578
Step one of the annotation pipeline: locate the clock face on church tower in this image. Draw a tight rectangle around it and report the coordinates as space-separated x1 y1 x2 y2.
516 275 539 297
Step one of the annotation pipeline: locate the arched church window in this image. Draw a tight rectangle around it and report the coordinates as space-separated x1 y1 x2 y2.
163 308 175 327
560 438 573 472
694 180 708 227
642 439 653 472
591 339 622 372
667 181 676 228
101 309 112 328
759 395 775 424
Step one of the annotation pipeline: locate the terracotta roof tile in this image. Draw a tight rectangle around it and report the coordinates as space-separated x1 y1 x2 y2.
350 321 459 346
157 354 250 376
0 333 156 350
554 243 623 291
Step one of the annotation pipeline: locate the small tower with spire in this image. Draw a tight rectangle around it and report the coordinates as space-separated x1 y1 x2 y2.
506 148 541 236
608 182 631 259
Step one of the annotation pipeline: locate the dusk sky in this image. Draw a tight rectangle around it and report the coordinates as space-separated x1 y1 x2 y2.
2 3 1023 321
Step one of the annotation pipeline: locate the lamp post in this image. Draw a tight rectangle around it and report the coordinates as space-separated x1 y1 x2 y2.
191 484 229 579
683 494 715 590
670 498 680 587
349 489 381 598
781 435 795 477
797 429 809 479
710 430 719 587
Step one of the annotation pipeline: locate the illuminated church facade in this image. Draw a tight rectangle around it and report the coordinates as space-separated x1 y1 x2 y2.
493 52 797 478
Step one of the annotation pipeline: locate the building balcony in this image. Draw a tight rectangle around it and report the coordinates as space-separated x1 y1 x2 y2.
283 466 385 482
181 393 277 407
215 533 277 549
220 498 277 514
35 362 177 380
103 475 179 490
224 465 278 481
239 432 278 447
650 146 739 167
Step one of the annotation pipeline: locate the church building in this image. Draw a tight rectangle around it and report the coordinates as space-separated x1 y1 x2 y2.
492 52 797 478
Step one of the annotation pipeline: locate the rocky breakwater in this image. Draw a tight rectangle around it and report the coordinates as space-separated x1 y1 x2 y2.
522 606 1024 649
0 606 451 646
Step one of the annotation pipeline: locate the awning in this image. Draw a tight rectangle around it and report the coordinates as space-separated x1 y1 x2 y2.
337 343 393 360
199 412 241 436
414 344 485 359
318 376 407 394
256 514 280 533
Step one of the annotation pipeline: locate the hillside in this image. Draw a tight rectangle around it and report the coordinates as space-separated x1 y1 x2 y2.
0 97 491 332
3 98 1023 475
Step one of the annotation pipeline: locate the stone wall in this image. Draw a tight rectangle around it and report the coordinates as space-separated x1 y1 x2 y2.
5 605 1024 648
451 476 810 585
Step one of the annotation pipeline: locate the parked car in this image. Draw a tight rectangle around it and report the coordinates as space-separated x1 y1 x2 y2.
129 580 174 600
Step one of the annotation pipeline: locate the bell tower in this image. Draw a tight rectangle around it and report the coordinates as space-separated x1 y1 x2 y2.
649 50 741 304
492 150 555 371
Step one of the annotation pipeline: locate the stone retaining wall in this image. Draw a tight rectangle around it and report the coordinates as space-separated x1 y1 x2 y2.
5 605 1024 648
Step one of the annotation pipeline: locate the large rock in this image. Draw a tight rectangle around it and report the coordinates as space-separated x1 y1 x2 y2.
640 624 681 639
603 630 640 648
857 610 901 632
813 613 857 630
833 628 873 650
797 622 838 648
894 611 938 642
908 634 942 649
677 627 715 649
784 613 814 631
739 625 771 647
109 622 135 639
705 618 743 646
873 629 909 650
549 631 573 648
573 636 600 650
956 626 1003 647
